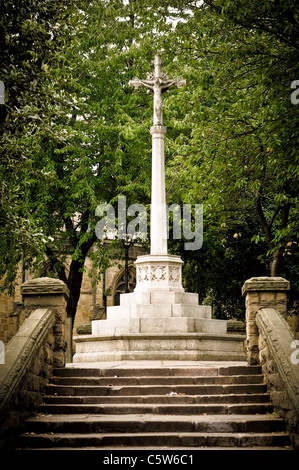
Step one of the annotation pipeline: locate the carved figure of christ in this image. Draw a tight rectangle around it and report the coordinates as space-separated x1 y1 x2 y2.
129 54 186 255
129 54 186 126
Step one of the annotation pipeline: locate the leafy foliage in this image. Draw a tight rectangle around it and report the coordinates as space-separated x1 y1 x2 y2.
156 0 299 310
0 0 77 292
1 0 298 322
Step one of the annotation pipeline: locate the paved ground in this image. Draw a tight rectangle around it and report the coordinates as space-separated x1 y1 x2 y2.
65 360 248 369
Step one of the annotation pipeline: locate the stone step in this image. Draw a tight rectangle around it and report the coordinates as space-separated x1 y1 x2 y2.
43 393 271 405
45 383 268 396
120 290 201 307
94 317 227 335
105 304 212 321
49 374 264 386
22 414 286 434
19 431 291 449
38 403 274 415
52 365 262 377
16 364 293 450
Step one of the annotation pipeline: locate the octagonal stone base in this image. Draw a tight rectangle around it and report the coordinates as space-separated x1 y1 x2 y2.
134 254 184 292
73 332 245 362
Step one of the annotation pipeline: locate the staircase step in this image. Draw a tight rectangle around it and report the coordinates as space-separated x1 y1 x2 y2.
52 365 262 377
45 383 268 396
21 414 286 434
43 393 271 405
16 364 293 450
38 403 273 415
19 431 291 449
49 374 264 386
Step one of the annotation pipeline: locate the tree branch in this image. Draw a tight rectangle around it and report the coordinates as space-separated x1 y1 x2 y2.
45 245 68 285
254 187 273 249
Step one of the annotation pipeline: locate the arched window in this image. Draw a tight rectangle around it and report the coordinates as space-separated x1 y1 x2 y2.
113 266 136 306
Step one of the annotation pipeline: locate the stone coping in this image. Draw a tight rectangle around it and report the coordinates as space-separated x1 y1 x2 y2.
242 277 290 295
21 277 70 297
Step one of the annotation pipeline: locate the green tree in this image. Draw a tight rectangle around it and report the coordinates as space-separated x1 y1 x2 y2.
34 0 155 325
0 0 80 291
2 0 298 331
0 0 174 328
155 0 299 280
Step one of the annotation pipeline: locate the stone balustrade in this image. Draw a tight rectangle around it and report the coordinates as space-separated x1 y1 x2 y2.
0 277 69 449
21 277 70 366
242 276 299 449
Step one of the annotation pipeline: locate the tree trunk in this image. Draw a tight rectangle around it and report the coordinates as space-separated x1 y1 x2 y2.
66 259 85 324
270 249 283 277
255 187 290 278
61 231 97 358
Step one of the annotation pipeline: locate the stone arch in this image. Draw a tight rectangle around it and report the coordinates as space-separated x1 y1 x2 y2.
112 265 136 306
38 259 70 282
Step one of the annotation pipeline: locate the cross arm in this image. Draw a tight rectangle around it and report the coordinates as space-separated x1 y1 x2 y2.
129 78 154 92
160 78 186 94
175 78 187 89
129 78 143 90
163 78 186 89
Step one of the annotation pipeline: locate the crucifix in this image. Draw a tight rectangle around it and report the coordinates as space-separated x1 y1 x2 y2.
129 54 186 255
129 54 186 126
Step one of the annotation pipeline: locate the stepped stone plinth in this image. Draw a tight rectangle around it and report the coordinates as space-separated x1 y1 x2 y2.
73 255 245 362
73 271 245 362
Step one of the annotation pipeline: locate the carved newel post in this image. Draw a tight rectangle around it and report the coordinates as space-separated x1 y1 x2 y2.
242 277 290 365
21 277 70 367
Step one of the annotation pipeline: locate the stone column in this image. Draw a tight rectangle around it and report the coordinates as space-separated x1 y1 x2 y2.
242 276 290 365
150 124 167 256
21 277 70 367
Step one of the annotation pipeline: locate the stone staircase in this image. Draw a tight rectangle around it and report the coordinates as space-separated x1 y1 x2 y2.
17 364 293 450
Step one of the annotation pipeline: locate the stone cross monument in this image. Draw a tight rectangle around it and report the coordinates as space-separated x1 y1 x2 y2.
129 54 186 256
73 54 245 363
